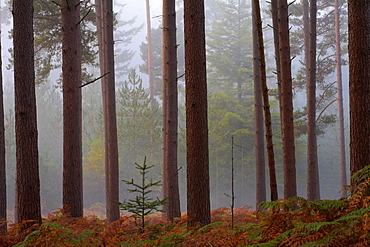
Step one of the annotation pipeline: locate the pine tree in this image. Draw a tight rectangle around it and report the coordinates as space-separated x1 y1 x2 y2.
162 0 181 222
62 0 83 217
207 0 253 99
13 0 42 227
184 0 210 226
278 0 297 199
348 0 370 189
119 157 166 232
117 69 162 174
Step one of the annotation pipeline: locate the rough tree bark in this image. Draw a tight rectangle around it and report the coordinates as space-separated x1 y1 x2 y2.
13 0 42 227
184 0 211 226
278 0 297 199
62 0 83 217
162 0 181 222
348 0 370 189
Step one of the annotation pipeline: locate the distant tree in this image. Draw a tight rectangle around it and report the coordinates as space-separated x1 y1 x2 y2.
62 0 83 217
117 69 162 172
13 0 42 227
184 0 210 226
145 0 154 107
252 0 266 207
162 0 181 222
140 26 163 97
140 16 185 99
206 0 253 99
278 0 297 199
334 0 347 198
208 91 257 208
288 1 345 138
0 14 6 231
96 0 120 223
348 0 370 189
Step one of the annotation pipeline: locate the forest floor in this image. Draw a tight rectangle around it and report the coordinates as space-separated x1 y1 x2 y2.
1 179 370 246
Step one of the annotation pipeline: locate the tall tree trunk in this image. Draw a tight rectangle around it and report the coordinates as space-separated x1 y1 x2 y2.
278 0 297 199
0 15 6 231
146 0 154 108
252 0 266 208
348 0 370 189
306 0 320 201
184 0 210 226
13 0 42 227
95 0 109 213
256 0 278 203
334 0 347 197
62 0 83 217
254 0 279 204
103 0 120 223
270 0 281 202
162 0 181 222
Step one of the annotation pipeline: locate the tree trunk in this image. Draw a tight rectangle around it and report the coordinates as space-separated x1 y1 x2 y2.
252 0 266 208
256 0 278 203
102 0 120 223
278 0 297 199
146 0 154 108
162 0 181 222
62 0 83 217
334 0 347 198
95 0 109 213
306 0 320 201
0 17 6 231
348 0 370 189
184 0 210 226
13 0 42 227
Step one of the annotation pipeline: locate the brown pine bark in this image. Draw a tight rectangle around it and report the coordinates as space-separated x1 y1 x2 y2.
146 0 154 108
348 0 370 189
306 0 320 201
253 0 278 204
334 0 347 197
252 0 266 208
62 0 83 217
278 0 297 199
102 0 120 223
13 0 42 226
0 19 6 231
184 0 210 226
162 0 181 222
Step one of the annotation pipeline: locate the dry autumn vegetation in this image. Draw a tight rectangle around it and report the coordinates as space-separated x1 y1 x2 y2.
1 167 370 246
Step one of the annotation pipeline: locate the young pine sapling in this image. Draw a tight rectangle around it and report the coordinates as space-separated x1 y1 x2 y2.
118 157 167 232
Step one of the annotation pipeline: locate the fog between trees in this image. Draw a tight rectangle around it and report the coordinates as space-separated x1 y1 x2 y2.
1 0 349 219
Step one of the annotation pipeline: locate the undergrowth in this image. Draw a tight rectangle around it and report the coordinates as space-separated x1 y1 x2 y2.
1 177 370 246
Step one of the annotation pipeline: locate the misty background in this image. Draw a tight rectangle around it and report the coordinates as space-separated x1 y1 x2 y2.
1 0 349 218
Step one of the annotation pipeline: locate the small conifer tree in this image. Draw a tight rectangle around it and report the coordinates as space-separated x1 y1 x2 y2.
119 157 167 232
